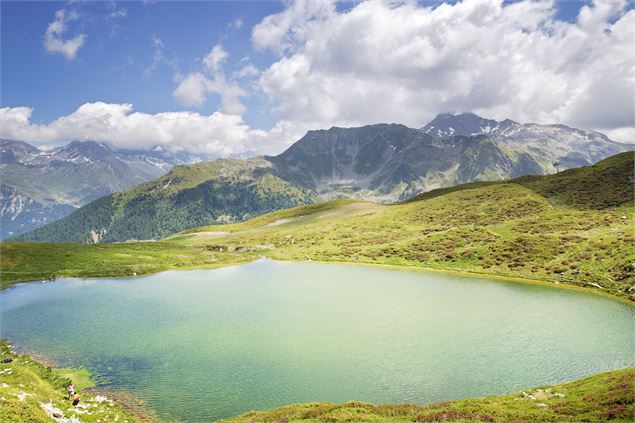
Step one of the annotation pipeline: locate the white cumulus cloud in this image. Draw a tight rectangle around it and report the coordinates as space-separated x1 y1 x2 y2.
253 0 635 142
0 103 273 156
7 0 634 159
173 73 210 108
173 44 247 115
43 8 86 60
203 44 229 73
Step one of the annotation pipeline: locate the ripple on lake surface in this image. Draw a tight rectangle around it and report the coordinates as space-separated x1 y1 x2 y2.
1 260 633 422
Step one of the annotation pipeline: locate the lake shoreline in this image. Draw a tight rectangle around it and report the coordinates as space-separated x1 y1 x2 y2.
271 257 635 306
4 335 634 423
0 339 157 422
5 340 159 421
4 253 632 306
85 387 159 422
0 256 255 291
219 367 635 422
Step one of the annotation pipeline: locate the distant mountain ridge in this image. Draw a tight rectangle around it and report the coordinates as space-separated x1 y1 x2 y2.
12 113 633 244
0 140 214 239
421 112 628 168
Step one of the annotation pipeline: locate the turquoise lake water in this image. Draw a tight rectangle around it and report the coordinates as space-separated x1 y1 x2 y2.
1 260 633 422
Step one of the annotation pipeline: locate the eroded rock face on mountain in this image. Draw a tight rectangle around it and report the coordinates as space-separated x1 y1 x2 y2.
270 124 545 201
272 112 630 202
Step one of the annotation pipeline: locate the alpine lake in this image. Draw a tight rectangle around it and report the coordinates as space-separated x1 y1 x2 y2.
1 260 633 422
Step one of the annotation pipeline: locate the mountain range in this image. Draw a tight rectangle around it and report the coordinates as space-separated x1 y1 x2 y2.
421 112 627 168
9 112 633 243
0 140 213 239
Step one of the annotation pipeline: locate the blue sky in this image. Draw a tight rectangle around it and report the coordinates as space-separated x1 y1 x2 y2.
1 0 633 154
1 1 284 128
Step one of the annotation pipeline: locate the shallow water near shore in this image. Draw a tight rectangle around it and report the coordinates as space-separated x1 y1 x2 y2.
1 259 633 422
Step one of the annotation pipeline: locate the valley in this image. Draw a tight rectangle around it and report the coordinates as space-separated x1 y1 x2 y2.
3 152 633 301
3 151 632 423
3 2 634 422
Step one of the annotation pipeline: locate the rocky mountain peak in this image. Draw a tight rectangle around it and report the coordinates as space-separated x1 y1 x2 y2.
49 140 116 163
421 112 519 138
0 139 41 164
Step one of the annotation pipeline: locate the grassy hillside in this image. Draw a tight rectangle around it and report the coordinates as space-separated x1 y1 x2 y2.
406 150 633 207
221 368 634 422
2 153 633 300
0 340 149 422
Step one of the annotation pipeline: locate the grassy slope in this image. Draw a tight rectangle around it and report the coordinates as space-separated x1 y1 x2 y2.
0 340 146 423
221 368 634 423
0 241 256 289
2 153 633 300
167 152 634 300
